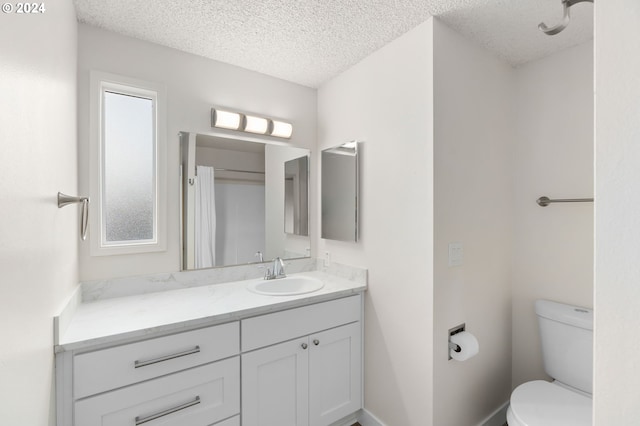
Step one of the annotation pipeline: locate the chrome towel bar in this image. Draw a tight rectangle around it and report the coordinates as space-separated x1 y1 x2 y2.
536 196 594 207
58 192 89 240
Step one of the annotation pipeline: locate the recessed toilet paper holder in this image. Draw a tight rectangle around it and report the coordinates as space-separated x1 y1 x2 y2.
448 323 465 360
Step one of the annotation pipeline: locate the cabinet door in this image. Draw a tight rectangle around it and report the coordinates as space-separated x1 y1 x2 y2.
309 322 362 426
74 357 239 426
242 338 309 426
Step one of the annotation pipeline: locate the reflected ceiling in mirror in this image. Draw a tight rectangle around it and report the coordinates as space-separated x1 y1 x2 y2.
180 132 311 270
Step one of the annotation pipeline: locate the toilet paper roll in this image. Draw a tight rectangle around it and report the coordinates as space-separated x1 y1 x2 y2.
450 331 480 361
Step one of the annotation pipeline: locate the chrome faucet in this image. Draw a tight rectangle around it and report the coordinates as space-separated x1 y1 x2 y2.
264 257 286 280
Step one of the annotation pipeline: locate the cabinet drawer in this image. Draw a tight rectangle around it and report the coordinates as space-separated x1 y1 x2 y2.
242 295 361 351
75 357 240 426
74 322 239 398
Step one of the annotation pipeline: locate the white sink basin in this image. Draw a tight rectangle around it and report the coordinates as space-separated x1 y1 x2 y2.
248 276 325 296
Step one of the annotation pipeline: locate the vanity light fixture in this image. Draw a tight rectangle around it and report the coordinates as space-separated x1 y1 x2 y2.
270 120 293 139
244 115 270 134
211 108 242 130
211 107 293 139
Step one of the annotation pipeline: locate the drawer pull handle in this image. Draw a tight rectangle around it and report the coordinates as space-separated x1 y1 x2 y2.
313 339 320 346
135 396 201 425
134 346 201 368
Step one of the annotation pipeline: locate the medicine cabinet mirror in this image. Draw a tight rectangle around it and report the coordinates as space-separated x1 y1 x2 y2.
321 141 360 242
180 132 311 270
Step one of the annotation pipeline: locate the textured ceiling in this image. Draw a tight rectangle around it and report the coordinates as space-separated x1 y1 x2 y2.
73 0 594 88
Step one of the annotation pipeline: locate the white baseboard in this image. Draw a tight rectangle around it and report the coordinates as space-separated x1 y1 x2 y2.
478 401 509 426
358 408 387 426
331 413 359 426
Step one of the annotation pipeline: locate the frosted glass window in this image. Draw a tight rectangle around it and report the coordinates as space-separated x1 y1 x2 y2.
102 90 156 245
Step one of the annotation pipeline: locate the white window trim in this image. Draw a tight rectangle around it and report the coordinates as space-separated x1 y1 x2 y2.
89 70 167 256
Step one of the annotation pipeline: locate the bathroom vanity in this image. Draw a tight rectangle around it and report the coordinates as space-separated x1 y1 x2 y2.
54 266 365 426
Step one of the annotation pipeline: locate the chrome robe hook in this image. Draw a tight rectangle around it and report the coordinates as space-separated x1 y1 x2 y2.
539 0 593 36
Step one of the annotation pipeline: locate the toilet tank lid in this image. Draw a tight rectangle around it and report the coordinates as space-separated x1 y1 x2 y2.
535 300 593 330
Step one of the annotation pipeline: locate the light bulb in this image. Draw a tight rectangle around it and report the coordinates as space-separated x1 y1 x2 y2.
244 115 269 134
270 120 293 138
211 109 241 130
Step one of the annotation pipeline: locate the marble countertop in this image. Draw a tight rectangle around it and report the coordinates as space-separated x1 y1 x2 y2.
56 270 366 353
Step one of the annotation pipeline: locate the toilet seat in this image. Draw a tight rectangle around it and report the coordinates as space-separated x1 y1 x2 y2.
507 380 592 426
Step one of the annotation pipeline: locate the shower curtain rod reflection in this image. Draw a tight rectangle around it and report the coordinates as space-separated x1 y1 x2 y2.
215 167 265 174
194 167 265 175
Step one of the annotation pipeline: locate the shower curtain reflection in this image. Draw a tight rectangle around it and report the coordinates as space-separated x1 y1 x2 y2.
195 165 216 268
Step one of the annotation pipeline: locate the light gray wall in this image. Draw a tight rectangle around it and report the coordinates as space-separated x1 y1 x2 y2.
432 20 514 426
77 24 317 281
0 3 78 425
594 1 640 423
512 42 594 389
317 19 435 426
318 18 593 426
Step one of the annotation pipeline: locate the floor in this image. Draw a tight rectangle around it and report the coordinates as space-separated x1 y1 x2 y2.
350 420 505 425
349 421 504 425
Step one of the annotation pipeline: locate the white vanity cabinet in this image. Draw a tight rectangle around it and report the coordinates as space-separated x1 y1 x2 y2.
57 291 364 426
241 295 363 426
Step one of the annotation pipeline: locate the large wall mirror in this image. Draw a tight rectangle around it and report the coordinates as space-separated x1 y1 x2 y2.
321 141 360 242
180 132 311 270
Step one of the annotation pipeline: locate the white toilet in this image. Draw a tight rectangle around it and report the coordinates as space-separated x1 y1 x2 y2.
507 299 593 426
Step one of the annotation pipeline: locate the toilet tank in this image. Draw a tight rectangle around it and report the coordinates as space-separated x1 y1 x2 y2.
535 299 593 394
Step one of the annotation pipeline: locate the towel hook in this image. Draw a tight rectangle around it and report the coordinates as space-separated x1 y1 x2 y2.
58 192 90 241
539 0 593 36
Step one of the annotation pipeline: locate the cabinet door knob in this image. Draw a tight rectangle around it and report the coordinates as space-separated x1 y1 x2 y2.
301 343 308 350
313 339 320 346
